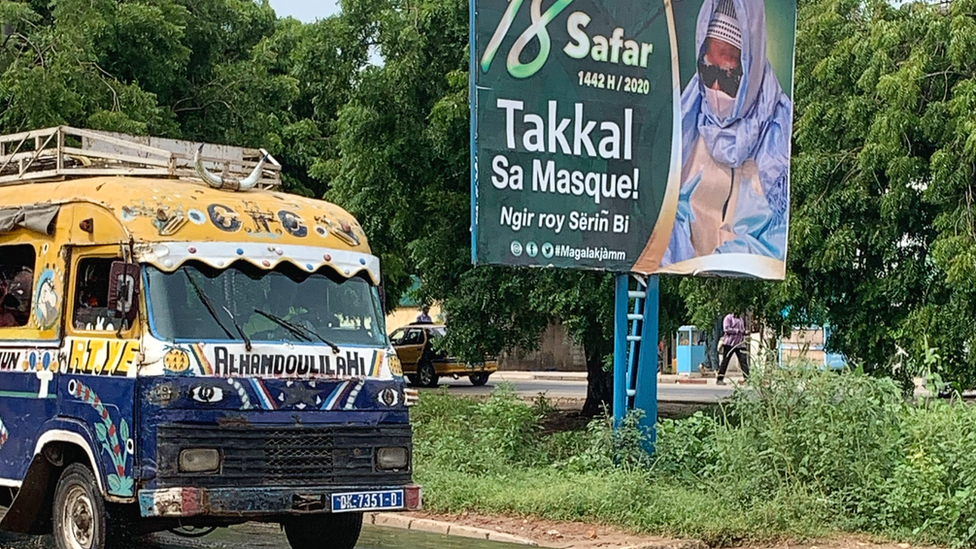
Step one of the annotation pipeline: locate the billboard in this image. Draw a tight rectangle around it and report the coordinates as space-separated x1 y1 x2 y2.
471 0 796 279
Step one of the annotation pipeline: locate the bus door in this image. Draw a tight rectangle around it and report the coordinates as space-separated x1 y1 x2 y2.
57 247 141 498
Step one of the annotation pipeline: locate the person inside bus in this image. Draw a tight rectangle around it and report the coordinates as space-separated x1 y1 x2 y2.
74 261 112 329
0 267 33 328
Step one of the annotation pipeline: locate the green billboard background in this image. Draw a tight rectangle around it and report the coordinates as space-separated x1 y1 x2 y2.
472 0 797 275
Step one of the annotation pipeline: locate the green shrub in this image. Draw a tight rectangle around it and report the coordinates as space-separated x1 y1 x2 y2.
653 411 722 481
410 364 976 547
875 402 976 546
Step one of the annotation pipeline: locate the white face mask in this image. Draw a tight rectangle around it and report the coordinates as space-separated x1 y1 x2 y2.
704 87 736 120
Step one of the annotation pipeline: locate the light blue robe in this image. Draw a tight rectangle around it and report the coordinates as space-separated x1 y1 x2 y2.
661 0 792 267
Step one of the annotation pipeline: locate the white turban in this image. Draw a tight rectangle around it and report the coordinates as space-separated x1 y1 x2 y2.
706 0 742 50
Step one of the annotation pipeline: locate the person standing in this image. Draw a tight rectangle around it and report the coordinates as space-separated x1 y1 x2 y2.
416 305 432 324
717 312 749 384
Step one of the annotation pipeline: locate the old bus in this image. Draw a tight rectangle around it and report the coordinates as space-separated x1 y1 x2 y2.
0 126 419 549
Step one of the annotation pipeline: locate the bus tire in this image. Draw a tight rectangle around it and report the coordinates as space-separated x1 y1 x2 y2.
283 512 363 549
53 463 116 549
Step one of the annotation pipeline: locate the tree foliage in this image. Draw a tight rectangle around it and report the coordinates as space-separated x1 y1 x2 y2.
326 0 702 414
5 0 976 396
0 0 361 197
671 0 976 391
780 0 976 388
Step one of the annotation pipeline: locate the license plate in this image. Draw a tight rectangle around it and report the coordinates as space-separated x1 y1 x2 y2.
331 490 404 513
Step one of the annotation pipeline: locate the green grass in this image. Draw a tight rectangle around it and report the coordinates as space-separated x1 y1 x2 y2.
411 368 976 547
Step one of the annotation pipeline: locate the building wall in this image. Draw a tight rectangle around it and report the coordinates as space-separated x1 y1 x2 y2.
385 304 444 333
385 307 587 371
385 305 839 373
498 324 587 371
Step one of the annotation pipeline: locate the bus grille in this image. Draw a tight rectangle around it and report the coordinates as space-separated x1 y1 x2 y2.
155 424 412 488
266 428 335 479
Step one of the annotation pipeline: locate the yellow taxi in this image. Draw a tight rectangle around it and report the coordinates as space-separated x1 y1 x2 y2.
389 323 497 387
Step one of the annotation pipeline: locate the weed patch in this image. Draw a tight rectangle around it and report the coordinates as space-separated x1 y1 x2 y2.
412 365 976 547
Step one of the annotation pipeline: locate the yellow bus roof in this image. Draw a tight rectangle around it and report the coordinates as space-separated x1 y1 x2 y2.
0 177 368 249
0 178 381 284
0 127 380 283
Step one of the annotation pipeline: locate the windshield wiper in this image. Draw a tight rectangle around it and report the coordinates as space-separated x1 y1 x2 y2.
221 305 252 352
183 269 235 341
253 309 341 354
252 309 311 343
183 269 252 351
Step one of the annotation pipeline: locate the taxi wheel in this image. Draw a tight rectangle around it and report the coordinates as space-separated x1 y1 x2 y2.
469 372 491 386
417 360 439 388
283 512 363 549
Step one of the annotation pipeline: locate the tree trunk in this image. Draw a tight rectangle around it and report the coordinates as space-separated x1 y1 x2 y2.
705 315 723 370
580 345 613 418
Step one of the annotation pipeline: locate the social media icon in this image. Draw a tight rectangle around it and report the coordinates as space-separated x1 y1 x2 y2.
526 242 538 257
510 241 523 257
542 242 554 258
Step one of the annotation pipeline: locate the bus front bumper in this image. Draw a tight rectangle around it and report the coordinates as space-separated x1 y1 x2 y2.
138 484 423 518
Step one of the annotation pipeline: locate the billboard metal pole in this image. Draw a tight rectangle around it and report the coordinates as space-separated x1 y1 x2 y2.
635 275 659 451
613 274 629 429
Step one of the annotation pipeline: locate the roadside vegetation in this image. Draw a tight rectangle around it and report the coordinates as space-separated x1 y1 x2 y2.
412 365 976 547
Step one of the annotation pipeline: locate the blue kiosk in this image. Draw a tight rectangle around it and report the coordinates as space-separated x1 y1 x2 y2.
675 325 707 375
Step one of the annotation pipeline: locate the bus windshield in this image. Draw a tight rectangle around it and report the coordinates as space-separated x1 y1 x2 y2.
146 261 387 347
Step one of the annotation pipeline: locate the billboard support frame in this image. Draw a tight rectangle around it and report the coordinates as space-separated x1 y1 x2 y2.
613 274 659 452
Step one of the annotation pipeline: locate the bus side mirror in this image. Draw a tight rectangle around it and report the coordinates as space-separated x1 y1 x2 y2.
108 261 141 325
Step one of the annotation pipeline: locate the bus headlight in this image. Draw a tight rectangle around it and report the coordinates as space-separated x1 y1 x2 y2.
376 447 409 470
179 448 221 473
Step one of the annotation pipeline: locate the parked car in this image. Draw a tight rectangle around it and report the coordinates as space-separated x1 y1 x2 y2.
389 323 497 387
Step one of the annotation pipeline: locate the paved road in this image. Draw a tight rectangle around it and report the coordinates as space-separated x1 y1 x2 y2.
0 523 520 549
423 372 736 403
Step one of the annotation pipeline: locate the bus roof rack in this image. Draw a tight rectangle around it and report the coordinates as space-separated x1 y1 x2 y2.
0 126 281 189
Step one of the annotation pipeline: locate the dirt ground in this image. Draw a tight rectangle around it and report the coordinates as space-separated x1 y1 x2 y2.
406 511 934 549
406 510 691 548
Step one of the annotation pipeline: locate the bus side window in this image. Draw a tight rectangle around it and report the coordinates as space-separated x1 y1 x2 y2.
0 244 36 329
73 258 124 331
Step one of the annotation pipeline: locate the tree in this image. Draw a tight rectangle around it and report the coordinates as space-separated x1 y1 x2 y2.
14 0 976 396
327 0 694 415
773 0 972 387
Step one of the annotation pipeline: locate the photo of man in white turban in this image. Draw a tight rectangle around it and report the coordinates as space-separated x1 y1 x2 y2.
660 0 792 273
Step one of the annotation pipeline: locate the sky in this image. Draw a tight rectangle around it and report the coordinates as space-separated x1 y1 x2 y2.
267 0 340 21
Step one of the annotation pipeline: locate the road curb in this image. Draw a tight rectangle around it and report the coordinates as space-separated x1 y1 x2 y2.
620 541 708 549
496 371 744 386
366 512 539 546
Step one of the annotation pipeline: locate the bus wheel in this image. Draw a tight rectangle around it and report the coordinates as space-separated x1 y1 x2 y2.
283 513 363 549
53 464 107 549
